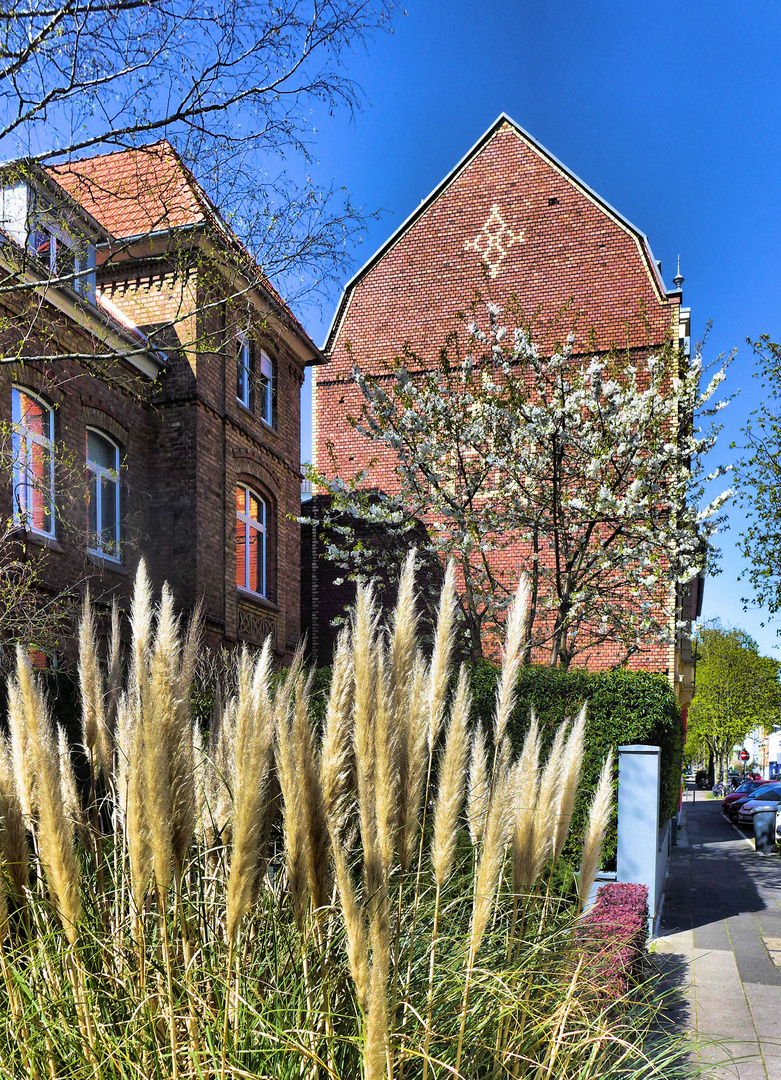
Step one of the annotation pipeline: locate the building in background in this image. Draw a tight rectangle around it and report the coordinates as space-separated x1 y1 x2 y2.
1 144 322 663
308 114 698 699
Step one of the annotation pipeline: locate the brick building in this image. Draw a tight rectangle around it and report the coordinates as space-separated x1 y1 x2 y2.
308 114 701 699
1 144 322 663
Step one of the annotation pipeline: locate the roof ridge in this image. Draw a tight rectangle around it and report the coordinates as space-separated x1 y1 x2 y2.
53 139 175 165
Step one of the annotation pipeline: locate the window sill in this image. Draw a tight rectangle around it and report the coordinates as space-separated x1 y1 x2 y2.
260 418 276 434
237 588 279 613
10 527 62 553
87 551 128 575
237 400 254 418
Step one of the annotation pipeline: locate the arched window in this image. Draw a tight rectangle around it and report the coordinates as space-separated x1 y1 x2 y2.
86 429 120 559
236 484 266 596
11 387 55 535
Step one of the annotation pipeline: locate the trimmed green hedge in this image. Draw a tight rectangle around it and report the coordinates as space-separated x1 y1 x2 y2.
468 662 684 871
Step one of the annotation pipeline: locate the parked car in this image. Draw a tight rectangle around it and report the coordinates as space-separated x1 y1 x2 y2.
735 786 781 828
727 784 781 824
722 780 766 813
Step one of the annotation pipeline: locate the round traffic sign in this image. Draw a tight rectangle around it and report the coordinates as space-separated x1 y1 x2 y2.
739 748 750 762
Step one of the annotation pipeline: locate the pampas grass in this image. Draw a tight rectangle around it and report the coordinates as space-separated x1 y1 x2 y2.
467 719 489 847
0 566 686 1080
578 750 615 911
552 704 587 863
226 644 274 944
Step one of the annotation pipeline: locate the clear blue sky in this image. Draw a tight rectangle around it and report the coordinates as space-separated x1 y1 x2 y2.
299 0 781 655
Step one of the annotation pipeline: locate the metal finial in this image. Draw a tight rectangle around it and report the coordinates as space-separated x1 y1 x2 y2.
672 255 684 290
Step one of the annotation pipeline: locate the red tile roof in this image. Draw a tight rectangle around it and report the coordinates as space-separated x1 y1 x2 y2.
50 141 206 238
50 142 322 359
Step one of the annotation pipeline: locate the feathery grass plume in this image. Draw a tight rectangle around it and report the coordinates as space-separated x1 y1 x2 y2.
322 638 368 1005
116 690 151 908
203 685 236 849
532 721 568 871
276 672 310 934
130 559 154 701
352 582 379 888
390 548 418 839
578 750 614 911
0 739 28 903
422 665 470 1080
78 589 108 780
331 842 370 1011
320 626 355 839
226 642 274 943
511 709 541 894
471 762 514 956
364 935 390 1080
432 665 471 887
144 584 181 893
374 644 399 878
15 648 82 943
467 719 489 847
292 669 331 915
428 559 457 751
114 692 131 821
171 606 201 870
103 598 123 758
493 576 529 752
57 726 84 836
399 651 429 871
552 703 587 862
6 677 34 823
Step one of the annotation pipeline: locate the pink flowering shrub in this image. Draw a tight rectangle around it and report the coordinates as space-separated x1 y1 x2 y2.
578 882 649 1002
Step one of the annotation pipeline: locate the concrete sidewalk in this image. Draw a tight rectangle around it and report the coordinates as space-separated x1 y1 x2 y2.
655 790 781 1079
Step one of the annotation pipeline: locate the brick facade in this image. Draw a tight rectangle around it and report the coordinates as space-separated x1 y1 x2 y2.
1 148 321 665
311 115 694 692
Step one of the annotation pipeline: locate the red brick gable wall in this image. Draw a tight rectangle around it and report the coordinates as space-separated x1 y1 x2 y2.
313 120 681 674
326 122 675 379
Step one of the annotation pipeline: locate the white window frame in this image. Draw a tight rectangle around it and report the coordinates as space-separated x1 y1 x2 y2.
29 205 96 300
86 428 121 561
11 386 55 537
259 350 274 426
237 333 251 409
236 483 267 598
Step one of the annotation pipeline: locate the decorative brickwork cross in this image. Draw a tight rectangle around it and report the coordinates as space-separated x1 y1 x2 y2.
464 204 524 278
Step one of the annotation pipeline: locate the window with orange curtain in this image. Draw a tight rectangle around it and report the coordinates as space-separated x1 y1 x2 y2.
236 484 266 596
11 387 54 535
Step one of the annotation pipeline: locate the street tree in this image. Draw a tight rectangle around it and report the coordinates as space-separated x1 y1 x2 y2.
685 624 781 786
734 336 781 625
308 300 732 665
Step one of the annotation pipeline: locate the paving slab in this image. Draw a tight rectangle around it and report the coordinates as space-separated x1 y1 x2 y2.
654 789 781 1080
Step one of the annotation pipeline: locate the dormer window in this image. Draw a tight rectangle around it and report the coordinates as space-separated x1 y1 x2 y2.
29 214 96 301
0 166 100 302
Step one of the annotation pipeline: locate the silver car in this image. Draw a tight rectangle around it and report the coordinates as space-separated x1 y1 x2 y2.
736 785 781 827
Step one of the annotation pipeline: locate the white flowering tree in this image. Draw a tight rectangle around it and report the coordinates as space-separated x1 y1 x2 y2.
307 302 732 665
